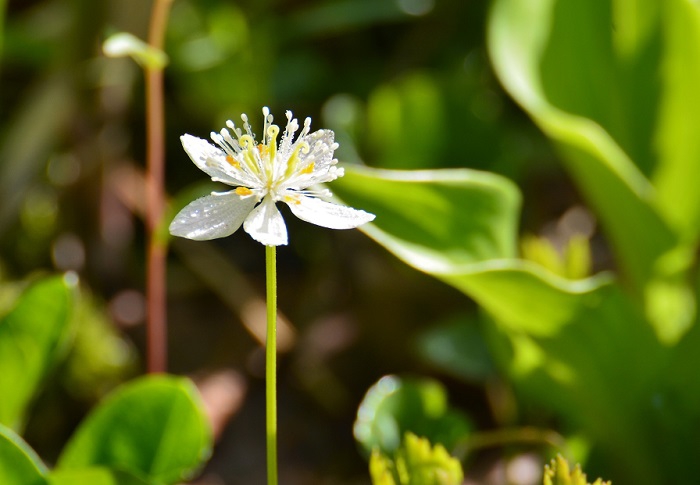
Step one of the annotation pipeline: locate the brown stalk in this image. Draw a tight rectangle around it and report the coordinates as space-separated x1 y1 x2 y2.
145 0 172 374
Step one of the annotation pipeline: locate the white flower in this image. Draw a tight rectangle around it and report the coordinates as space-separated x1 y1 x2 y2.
170 107 375 246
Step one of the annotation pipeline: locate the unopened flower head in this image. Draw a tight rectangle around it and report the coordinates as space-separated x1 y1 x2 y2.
170 107 375 246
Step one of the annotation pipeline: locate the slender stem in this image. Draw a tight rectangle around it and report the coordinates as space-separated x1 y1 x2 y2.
145 0 172 374
454 426 569 460
265 245 278 485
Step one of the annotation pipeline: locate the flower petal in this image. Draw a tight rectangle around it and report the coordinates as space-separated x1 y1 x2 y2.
181 134 253 186
169 191 257 240
286 195 375 229
243 197 288 246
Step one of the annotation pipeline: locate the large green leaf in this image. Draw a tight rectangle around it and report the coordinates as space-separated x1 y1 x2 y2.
332 166 520 270
0 275 75 429
333 167 608 337
0 423 47 485
487 0 678 295
57 375 212 485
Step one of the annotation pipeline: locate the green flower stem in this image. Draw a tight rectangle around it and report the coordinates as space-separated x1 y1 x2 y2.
265 244 278 485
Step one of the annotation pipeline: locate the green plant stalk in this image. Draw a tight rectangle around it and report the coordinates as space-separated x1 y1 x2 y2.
265 244 278 485
144 0 173 374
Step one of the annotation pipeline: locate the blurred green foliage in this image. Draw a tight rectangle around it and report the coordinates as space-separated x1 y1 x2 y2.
0 376 212 485
354 375 471 456
0 276 75 431
334 0 700 483
544 455 610 485
369 432 463 485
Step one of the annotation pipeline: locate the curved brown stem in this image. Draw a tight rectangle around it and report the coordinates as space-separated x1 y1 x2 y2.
145 0 172 374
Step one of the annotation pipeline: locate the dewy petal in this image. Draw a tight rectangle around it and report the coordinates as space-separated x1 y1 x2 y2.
243 197 288 246
181 134 252 186
169 191 257 240
286 195 375 229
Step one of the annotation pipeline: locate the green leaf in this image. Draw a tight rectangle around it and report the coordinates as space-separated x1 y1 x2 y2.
0 275 76 429
652 1 700 243
370 433 464 485
103 33 168 70
543 455 610 485
48 468 154 485
57 375 212 485
487 0 678 295
332 166 521 271
354 375 471 456
0 422 48 485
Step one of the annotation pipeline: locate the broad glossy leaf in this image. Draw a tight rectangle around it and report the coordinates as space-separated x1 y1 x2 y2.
48 468 154 485
57 376 212 485
0 275 75 429
0 423 47 485
354 375 471 455
487 0 678 295
334 166 608 337
332 166 521 271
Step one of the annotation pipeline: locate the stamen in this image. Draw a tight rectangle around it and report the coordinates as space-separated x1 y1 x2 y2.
300 162 315 175
284 141 310 179
266 125 280 162
241 113 254 139
280 111 300 155
262 107 274 144
238 135 260 176
226 120 243 139
225 155 240 168
235 187 253 197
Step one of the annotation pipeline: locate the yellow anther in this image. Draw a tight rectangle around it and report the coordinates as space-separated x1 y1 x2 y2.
284 195 301 205
235 187 253 196
300 162 315 175
226 155 240 167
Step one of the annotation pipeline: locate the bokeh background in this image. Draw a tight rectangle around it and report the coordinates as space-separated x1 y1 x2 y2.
1 0 594 483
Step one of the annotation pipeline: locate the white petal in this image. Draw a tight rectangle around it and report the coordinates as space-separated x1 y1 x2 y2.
181 134 252 186
243 197 288 246
169 191 257 240
286 195 375 229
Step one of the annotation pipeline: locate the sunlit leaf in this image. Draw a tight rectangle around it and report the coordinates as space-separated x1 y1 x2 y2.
543 454 610 485
0 423 47 485
370 433 464 485
57 376 212 485
333 165 521 271
487 0 678 296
